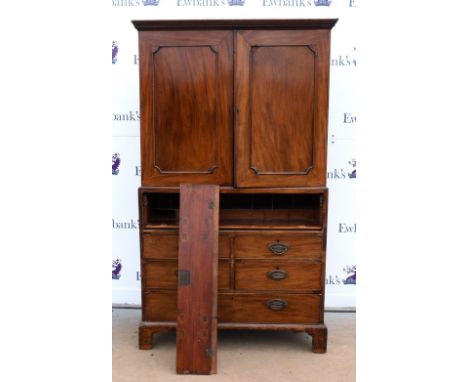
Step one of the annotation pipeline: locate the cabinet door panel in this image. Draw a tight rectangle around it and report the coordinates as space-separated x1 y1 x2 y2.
139 31 233 185
235 30 331 187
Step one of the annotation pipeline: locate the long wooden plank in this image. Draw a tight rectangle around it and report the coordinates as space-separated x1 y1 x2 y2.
176 184 219 374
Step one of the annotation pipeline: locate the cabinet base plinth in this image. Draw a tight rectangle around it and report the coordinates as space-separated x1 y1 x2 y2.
138 323 173 350
139 321 327 352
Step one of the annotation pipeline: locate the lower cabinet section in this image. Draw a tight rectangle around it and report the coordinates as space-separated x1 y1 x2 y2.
143 291 323 324
139 190 328 339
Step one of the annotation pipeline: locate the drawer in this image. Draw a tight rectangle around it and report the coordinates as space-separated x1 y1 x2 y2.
142 231 230 259
143 291 322 324
235 261 322 291
218 293 322 324
143 291 176 322
234 233 322 260
142 231 178 259
143 260 230 290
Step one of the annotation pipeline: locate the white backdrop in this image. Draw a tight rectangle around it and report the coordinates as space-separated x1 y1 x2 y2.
112 0 357 308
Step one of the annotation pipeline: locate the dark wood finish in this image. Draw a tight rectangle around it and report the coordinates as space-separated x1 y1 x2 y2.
233 233 322 259
307 326 328 353
143 290 177 322
141 191 325 230
235 30 331 187
235 261 322 291
143 291 322 325
138 188 329 355
142 230 230 259
220 209 319 230
140 186 333 194
143 260 230 290
138 321 327 351
140 321 327 331
138 31 233 186
176 185 219 374
135 19 336 362
143 221 321 231
142 231 178 259
218 293 322 324
132 19 338 31
320 188 329 299
219 235 231 260
139 324 172 350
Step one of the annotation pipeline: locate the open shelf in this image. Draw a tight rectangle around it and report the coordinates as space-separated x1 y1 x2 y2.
143 192 323 230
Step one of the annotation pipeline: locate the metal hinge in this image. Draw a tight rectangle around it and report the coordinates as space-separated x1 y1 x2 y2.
178 270 190 286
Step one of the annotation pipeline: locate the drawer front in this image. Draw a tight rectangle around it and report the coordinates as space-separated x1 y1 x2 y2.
234 233 322 259
142 231 230 259
142 231 178 259
235 261 322 291
143 292 322 324
144 260 230 290
218 293 322 324
143 291 176 322
219 235 231 259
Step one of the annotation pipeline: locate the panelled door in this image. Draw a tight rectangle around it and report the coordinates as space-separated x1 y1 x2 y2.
235 30 331 187
139 30 233 186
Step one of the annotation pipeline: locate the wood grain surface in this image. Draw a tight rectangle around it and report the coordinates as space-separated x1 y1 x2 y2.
235 30 331 187
138 31 233 186
176 185 220 374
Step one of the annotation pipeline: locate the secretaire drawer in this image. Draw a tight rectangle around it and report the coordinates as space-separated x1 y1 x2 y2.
233 233 322 260
235 261 322 291
142 230 230 259
218 293 322 324
143 260 230 290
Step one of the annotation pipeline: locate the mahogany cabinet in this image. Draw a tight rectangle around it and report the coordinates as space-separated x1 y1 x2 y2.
133 19 337 355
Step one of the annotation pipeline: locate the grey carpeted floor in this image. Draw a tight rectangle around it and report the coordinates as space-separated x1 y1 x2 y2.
113 308 355 382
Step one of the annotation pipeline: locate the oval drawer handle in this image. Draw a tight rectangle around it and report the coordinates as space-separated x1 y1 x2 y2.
267 269 288 281
268 242 289 255
266 299 288 311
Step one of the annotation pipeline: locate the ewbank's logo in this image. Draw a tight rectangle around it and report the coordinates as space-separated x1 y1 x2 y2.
332 46 357 67
339 223 356 233
343 265 356 284
112 153 121 175
325 265 356 285
314 0 331 5
112 41 119 64
327 158 356 180
177 0 245 6
348 159 356 179
263 1 313 6
112 0 160 6
112 259 122 280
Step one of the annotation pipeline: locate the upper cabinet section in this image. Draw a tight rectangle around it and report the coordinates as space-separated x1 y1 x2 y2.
133 20 337 188
137 30 233 186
